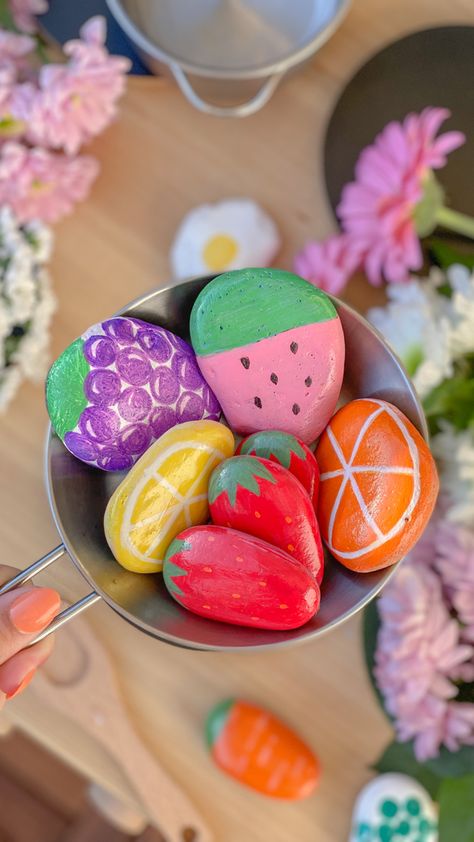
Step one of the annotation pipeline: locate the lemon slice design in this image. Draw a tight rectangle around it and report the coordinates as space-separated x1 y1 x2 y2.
104 420 234 573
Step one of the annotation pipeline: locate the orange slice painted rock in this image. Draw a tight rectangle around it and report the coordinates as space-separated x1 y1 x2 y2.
206 699 320 799
315 398 439 572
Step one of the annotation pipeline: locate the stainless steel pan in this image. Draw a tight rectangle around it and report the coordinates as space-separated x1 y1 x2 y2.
1 275 427 651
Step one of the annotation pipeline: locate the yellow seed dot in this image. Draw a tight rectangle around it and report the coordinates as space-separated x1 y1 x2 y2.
235 556 244 562
279 603 288 610
287 544 295 552
285 516 293 524
208 536 215 542
254 510 261 518
251 616 259 622
203 566 213 573
202 604 211 610
259 581 267 588
232 593 241 599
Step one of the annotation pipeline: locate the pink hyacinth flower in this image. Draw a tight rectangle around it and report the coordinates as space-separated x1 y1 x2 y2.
338 108 465 285
0 28 35 72
293 234 362 295
0 141 99 223
436 521 474 644
9 0 48 33
12 15 131 155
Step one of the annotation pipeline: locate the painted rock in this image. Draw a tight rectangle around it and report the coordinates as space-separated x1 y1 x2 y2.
316 398 439 572
209 456 324 583
206 699 320 800
189 268 345 443
46 316 221 471
349 774 438 842
163 525 320 629
104 421 234 573
236 429 320 508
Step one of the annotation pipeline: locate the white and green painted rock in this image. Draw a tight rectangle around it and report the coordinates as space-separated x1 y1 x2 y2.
189 269 345 444
349 774 438 842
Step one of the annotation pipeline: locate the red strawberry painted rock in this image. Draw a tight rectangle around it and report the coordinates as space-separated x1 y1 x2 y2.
163 526 320 630
189 268 345 443
236 429 320 508
209 455 324 583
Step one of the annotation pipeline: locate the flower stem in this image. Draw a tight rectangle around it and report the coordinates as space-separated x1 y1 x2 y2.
436 206 474 239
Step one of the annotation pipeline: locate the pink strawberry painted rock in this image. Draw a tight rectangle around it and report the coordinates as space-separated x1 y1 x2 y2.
190 269 345 444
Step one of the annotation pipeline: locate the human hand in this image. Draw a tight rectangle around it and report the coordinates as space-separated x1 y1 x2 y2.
0 566 60 709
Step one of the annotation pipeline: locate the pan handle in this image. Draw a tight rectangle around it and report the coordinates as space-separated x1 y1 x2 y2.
170 64 284 117
0 544 102 645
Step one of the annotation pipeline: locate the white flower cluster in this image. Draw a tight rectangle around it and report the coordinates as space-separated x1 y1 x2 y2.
0 207 56 412
368 265 474 399
368 265 474 528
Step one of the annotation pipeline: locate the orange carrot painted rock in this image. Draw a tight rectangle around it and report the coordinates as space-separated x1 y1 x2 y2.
316 398 439 572
206 699 320 799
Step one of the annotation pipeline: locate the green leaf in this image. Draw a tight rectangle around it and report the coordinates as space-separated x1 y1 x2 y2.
363 600 390 717
374 742 442 799
0 0 17 29
45 338 90 440
429 239 474 271
439 775 474 842
205 699 234 749
239 430 306 470
424 376 474 435
413 173 445 237
163 538 190 598
374 741 474 800
208 456 277 507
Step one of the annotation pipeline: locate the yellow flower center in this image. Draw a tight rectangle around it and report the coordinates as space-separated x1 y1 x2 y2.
202 233 238 271
0 115 25 137
31 179 52 194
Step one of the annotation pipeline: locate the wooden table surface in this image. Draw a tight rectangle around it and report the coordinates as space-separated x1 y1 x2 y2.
2 1 473 839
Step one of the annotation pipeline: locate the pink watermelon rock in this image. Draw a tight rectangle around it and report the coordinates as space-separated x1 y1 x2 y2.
190 269 345 444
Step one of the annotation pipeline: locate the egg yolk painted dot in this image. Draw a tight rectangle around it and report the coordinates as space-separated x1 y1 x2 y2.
254 511 261 518
202 233 238 271
279 604 288 610
285 516 292 524
287 544 295 552
232 593 241 599
203 566 213 573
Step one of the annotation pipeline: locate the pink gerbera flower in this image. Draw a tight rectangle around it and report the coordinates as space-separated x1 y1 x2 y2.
0 141 99 223
12 16 130 155
293 234 362 295
9 0 48 33
337 108 465 285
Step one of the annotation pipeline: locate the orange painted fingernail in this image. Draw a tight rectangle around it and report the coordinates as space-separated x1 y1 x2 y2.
9 588 61 634
6 669 36 700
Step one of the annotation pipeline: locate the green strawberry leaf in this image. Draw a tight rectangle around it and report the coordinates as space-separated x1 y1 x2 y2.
439 775 474 842
209 456 277 507
240 431 306 470
163 538 190 598
46 338 90 440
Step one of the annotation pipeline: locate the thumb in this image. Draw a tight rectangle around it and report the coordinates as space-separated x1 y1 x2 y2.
0 586 61 666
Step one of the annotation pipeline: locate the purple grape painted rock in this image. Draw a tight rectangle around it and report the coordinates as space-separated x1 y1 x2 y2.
46 317 221 471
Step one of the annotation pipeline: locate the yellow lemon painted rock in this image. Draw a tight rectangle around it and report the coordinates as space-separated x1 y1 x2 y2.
104 420 234 573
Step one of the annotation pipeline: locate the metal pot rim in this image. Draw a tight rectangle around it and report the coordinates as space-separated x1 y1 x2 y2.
106 0 351 79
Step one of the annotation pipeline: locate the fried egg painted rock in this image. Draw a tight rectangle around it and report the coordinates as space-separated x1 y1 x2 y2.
190 269 345 444
170 198 280 280
46 316 221 471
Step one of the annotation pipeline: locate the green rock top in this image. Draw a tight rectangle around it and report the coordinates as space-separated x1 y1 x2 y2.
190 268 337 356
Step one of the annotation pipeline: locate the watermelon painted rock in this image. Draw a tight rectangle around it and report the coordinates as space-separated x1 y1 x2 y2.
163 525 320 630
46 316 221 471
209 456 324 583
236 429 320 509
316 399 439 572
190 268 345 443
207 698 320 799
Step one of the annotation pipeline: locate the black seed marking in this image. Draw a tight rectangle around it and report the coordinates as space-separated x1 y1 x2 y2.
292 403 300 415
270 372 278 384
254 397 262 408
240 356 250 369
305 376 312 387
290 341 298 354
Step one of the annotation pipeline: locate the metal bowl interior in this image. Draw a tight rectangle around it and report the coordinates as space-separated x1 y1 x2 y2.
46 275 426 652
110 0 350 77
